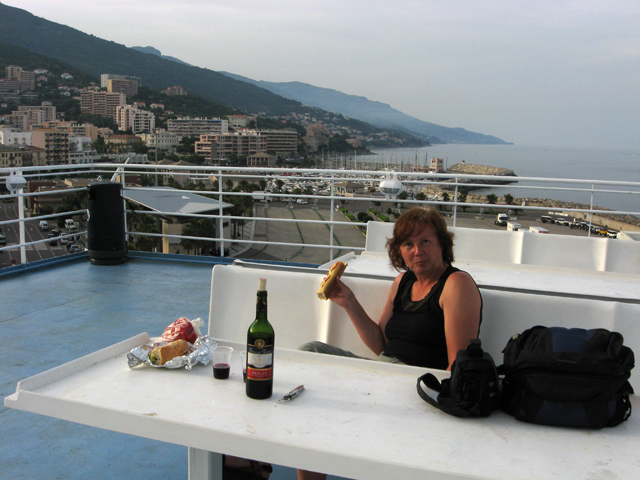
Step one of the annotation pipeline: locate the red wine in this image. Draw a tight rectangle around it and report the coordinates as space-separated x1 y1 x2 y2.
213 363 230 379
246 278 274 399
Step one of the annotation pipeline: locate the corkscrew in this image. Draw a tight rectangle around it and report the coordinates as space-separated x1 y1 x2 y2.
277 385 305 403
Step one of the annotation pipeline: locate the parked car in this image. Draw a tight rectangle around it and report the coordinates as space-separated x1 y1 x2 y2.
0 234 6 246
47 233 58 246
69 244 82 253
39 220 49 231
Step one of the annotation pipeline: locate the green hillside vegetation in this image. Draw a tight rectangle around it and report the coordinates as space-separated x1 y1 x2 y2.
0 3 427 149
0 2 305 115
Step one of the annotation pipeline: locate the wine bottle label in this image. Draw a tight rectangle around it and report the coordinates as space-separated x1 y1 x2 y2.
247 366 272 381
247 352 272 368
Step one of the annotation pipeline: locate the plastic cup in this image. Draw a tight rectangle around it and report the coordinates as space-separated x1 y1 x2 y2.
213 346 233 379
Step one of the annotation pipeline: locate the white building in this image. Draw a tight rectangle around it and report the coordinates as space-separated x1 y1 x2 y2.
167 117 229 137
0 126 32 146
115 105 155 134
137 130 181 151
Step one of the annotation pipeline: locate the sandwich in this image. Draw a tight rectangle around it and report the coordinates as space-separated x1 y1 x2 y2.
317 261 348 300
148 339 189 366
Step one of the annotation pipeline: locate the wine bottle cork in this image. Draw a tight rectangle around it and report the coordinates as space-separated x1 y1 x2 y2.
258 278 267 291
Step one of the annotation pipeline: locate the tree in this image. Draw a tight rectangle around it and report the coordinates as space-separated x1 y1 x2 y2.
55 191 89 227
357 212 373 222
504 193 514 205
180 219 215 255
127 212 161 252
486 194 498 205
415 192 426 201
93 135 106 154
457 191 469 212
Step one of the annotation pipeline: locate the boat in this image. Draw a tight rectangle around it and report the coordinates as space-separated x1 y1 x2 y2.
2 163 640 479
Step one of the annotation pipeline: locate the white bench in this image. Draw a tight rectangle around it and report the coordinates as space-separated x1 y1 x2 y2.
324 222 640 302
362 221 640 274
209 263 640 390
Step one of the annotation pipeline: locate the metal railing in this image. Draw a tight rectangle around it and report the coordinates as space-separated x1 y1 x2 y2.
2 162 640 269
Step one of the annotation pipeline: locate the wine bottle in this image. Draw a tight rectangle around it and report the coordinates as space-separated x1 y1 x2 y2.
246 278 274 399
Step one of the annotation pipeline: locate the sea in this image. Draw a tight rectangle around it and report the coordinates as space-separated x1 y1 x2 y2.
354 144 640 214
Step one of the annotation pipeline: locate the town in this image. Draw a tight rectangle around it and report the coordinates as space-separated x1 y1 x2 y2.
0 65 425 171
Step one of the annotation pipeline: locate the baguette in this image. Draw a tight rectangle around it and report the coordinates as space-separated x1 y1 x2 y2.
148 339 189 365
317 261 348 300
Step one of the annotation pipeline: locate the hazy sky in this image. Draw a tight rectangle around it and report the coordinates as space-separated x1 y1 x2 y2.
5 0 640 149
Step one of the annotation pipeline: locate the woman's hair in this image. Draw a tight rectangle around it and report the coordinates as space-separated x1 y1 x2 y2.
386 207 455 271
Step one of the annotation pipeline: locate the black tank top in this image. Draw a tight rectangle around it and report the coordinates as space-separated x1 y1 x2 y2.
383 265 473 369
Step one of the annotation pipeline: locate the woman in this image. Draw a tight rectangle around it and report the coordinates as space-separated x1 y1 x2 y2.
303 206 482 370
298 207 482 480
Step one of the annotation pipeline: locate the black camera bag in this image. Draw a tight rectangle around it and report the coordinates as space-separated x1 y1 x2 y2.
417 339 500 417
500 326 635 428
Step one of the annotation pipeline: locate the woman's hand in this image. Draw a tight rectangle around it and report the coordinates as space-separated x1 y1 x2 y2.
327 277 355 309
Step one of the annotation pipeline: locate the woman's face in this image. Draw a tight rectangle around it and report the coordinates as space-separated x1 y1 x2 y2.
399 223 444 276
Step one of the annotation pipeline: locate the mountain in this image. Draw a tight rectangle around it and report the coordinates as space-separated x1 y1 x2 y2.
0 2 305 116
221 73 511 145
0 2 509 145
131 46 192 67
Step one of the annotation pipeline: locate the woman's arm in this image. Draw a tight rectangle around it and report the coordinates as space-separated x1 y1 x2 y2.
329 274 403 356
440 271 482 370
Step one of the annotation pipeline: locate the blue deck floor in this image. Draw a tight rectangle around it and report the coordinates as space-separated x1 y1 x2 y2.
1 253 345 480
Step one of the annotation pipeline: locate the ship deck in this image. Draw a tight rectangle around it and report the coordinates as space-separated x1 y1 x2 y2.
1 253 334 480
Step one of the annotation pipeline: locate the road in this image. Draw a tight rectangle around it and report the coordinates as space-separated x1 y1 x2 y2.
0 198 74 268
1 196 599 269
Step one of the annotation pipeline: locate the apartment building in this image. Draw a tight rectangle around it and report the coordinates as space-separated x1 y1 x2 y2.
4 65 35 91
195 131 267 160
166 117 229 137
18 105 57 123
162 86 187 96
0 127 32 146
429 157 445 173
0 145 24 168
194 134 218 161
81 91 126 118
104 134 143 153
227 115 257 128
115 105 155 134
256 129 298 155
138 130 181 152
108 78 139 100
0 145 46 168
31 129 70 165
101 74 141 89
247 152 277 168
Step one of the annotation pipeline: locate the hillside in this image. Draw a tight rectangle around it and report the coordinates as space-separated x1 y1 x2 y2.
0 2 304 116
0 2 509 146
221 74 512 145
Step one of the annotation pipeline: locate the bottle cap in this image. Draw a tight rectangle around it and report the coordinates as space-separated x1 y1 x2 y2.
258 278 267 291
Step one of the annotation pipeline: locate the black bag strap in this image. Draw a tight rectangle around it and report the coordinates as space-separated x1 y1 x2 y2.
416 373 472 418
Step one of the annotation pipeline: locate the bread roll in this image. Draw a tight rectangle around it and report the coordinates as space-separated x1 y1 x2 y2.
149 339 189 365
317 261 348 300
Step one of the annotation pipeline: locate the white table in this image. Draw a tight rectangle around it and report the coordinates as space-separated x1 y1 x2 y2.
5 333 640 480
